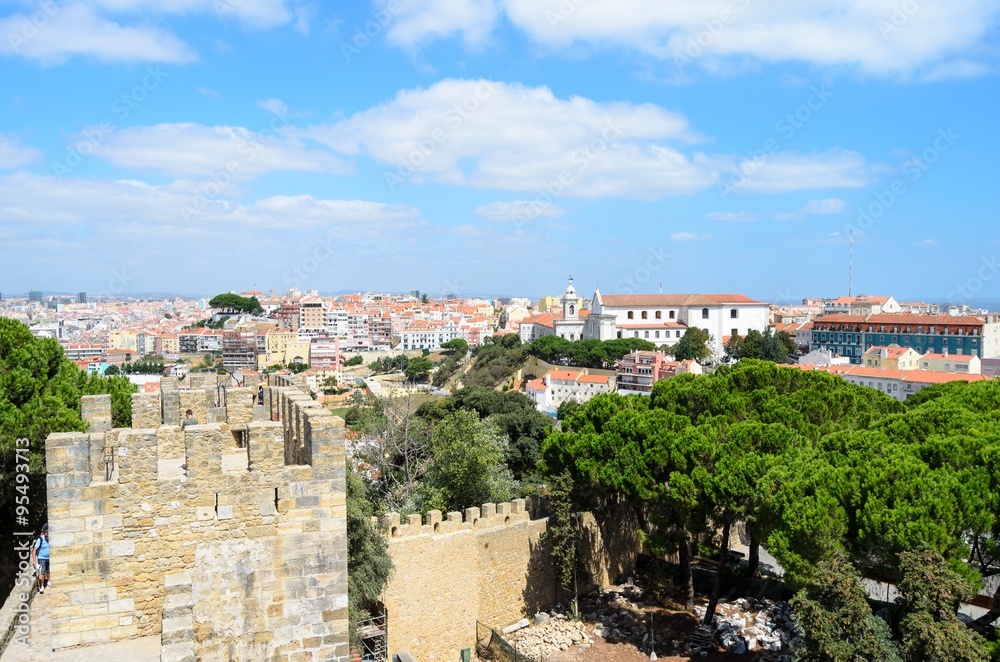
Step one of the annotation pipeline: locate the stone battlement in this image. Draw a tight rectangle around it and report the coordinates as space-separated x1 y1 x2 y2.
47 377 349 662
380 499 533 538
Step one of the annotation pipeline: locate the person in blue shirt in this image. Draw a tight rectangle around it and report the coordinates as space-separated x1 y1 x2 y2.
31 523 50 594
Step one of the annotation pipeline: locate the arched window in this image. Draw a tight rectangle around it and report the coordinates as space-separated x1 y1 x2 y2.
641 311 648 319
569 304 575 315
702 308 709 319
644 331 649 338
669 311 675 319
634 331 639 338
627 311 634 319
655 311 662 319
655 330 660 338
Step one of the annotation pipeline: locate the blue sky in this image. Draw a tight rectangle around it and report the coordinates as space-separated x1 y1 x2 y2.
1 0 999 303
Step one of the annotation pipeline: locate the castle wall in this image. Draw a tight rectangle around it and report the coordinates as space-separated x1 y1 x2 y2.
382 500 556 662
382 499 640 662
45 381 349 662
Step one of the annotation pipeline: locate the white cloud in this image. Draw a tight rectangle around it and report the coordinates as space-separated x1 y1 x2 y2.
91 0 296 30
474 200 565 222
0 172 421 232
730 149 871 193
384 0 1000 79
380 0 499 49
671 232 712 242
801 197 848 215
706 210 758 222
91 123 351 178
310 78 721 198
0 136 43 169
0 3 197 64
916 238 938 248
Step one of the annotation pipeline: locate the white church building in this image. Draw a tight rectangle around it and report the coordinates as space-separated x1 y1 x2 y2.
521 279 771 360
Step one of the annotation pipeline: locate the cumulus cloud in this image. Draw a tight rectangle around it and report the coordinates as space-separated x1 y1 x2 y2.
0 172 421 232
382 0 1000 79
310 78 723 198
0 3 197 64
0 136 44 169
91 122 351 178
728 149 871 193
379 0 499 48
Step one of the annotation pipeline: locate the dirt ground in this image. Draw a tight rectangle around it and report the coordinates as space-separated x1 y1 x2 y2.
546 607 751 662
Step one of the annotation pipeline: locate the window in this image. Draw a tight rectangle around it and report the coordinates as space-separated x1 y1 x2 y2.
730 309 738 319
702 308 709 319
634 331 639 338
669 311 676 319
617 331 622 339
655 311 662 320
641 311 648 320
627 311 634 320
676 330 682 338
644 331 649 338
655 331 660 338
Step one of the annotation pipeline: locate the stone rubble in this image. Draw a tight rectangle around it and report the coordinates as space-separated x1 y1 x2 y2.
504 612 593 658
693 597 799 656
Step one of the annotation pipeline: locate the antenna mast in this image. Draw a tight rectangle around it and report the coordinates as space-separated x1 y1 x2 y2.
849 229 854 297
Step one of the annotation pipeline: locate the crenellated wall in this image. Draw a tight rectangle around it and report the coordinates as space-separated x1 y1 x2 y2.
50 381 349 662
381 498 641 662
381 500 556 662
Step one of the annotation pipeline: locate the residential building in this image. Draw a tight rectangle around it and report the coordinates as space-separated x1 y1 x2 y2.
310 336 343 370
616 351 703 395
525 368 615 413
61 343 105 362
810 313 1000 364
920 352 981 374
863 345 922 370
299 297 328 331
537 296 560 313
824 295 901 316
222 331 258 370
796 348 851 366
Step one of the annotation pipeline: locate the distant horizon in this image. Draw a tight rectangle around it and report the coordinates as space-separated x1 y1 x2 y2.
5 288 999 313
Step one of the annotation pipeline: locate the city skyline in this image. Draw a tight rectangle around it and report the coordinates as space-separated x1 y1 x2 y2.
2 1 999 299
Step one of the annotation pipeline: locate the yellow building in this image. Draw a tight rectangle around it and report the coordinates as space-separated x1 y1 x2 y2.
920 352 981 374
159 334 179 355
282 340 312 366
107 330 138 352
265 330 299 361
537 296 560 313
864 345 922 370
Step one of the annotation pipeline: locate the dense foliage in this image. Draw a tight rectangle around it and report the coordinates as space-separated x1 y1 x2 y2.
0 319 135 593
542 358 1000 649
664 327 714 363
417 386 552 481
723 329 796 363
207 293 263 314
346 470 393 646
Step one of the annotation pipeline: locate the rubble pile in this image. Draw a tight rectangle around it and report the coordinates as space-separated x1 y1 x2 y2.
693 597 799 656
503 613 593 658
578 583 685 655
